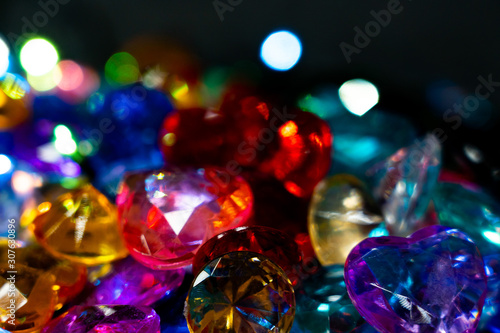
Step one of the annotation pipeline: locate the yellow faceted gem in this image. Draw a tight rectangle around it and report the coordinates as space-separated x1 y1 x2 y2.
0 264 58 332
185 252 296 333
32 185 128 266
0 241 87 310
308 174 384 266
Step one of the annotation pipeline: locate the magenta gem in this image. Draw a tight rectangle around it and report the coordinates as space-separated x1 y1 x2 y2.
345 226 487 333
41 305 160 333
83 256 185 306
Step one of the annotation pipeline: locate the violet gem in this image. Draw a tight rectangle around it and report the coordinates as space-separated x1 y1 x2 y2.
345 226 487 333
84 256 185 306
41 305 160 333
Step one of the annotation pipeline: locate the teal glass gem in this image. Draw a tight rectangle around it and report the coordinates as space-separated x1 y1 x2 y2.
328 110 417 180
291 265 377 333
432 181 500 331
368 134 441 236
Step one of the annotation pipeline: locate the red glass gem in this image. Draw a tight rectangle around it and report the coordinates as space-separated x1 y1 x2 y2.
160 95 332 198
259 110 332 198
116 167 253 269
192 226 301 283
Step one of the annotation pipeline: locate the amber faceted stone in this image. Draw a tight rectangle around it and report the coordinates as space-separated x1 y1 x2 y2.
192 226 301 279
0 264 58 332
185 252 296 333
0 241 86 310
32 185 128 266
308 174 384 266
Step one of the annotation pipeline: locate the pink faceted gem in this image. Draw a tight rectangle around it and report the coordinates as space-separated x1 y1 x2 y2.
116 167 253 270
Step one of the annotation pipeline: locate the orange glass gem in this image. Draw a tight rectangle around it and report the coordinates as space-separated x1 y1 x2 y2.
32 185 128 266
0 240 87 310
0 264 58 332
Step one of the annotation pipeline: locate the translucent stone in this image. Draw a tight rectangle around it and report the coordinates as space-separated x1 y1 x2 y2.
291 265 376 333
432 181 500 330
369 134 441 236
0 241 87 310
192 226 301 281
0 264 58 332
345 226 487 333
41 305 160 333
32 184 128 265
308 175 384 266
327 109 417 179
185 252 295 332
83 256 185 306
117 167 253 269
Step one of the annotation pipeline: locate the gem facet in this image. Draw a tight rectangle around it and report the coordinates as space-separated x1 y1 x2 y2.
117 167 253 269
192 226 301 280
0 241 87 310
308 174 384 266
1 264 58 332
345 226 487 333
159 97 332 198
41 305 161 333
368 134 441 236
185 251 296 333
83 256 185 306
32 184 128 265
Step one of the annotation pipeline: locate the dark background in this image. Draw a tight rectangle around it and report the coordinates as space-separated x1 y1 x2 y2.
1 0 500 190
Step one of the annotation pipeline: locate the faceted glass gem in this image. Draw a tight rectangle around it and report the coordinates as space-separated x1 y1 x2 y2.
192 226 301 279
185 251 296 333
1 264 58 332
328 109 417 179
433 181 500 256
160 97 332 198
345 226 487 333
116 167 253 269
83 256 185 306
291 265 375 333
32 184 128 265
41 305 161 333
0 241 87 310
368 134 441 236
308 174 384 266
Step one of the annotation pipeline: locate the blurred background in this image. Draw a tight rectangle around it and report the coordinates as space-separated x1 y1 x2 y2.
0 0 499 194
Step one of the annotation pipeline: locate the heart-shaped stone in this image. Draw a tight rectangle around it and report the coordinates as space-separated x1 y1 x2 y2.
345 226 487 333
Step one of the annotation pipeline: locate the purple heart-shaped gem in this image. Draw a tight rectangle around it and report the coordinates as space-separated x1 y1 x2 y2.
345 226 487 333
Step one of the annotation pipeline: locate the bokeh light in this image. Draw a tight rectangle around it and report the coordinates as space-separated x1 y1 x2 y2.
0 90 6 108
0 154 13 174
11 170 41 195
260 30 302 71
105 52 140 85
338 79 379 116
54 60 84 91
54 124 77 155
0 38 9 77
20 38 59 76
27 69 58 92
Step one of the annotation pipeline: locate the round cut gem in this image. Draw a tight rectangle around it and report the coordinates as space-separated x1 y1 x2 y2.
345 226 488 333
32 184 128 265
192 226 301 279
41 305 160 333
185 251 296 333
117 167 253 269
